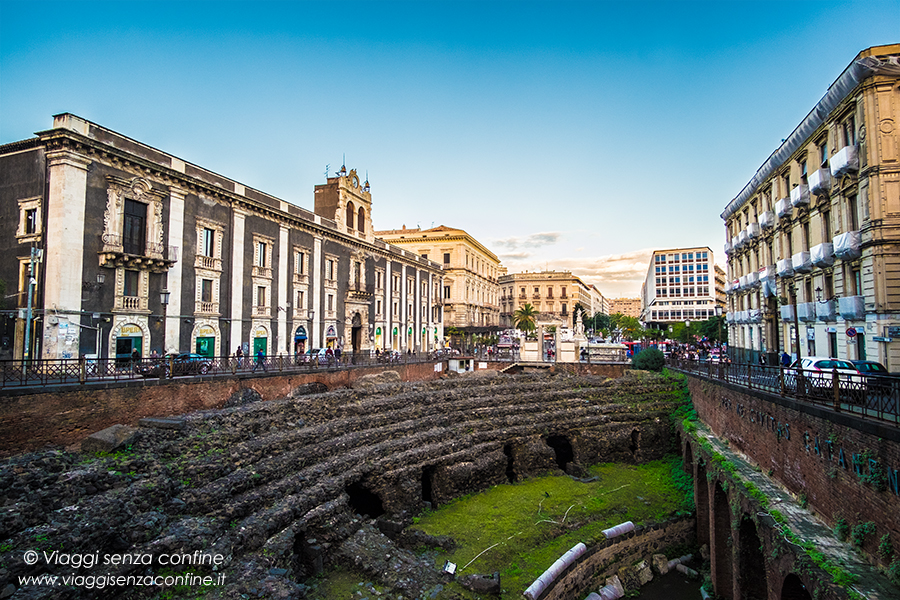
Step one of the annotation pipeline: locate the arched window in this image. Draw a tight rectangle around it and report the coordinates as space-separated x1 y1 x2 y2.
346 201 355 229
358 207 365 233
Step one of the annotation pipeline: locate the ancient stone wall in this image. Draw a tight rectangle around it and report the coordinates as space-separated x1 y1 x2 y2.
0 371 674 599
538 517 696 600
685 374 900 567
0 361 443 457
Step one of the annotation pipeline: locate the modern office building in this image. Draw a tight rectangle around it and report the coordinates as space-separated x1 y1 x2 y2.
722 44 900 366
374 225 502 338
640 247 722 329
499 271 604 329
0 114 444 362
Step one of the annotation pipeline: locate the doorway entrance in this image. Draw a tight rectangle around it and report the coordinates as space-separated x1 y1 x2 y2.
115 335 142 367
351 313 362 354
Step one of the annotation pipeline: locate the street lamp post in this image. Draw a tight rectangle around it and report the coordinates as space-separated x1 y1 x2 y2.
160 289 170 354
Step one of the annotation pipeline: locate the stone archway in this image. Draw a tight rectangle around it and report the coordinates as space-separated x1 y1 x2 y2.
712 480 734 600
683 440 694 475
780 573 812 600
696 457 710 548
738 515 767 599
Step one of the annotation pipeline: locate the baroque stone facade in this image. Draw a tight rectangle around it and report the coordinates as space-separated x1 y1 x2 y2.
0 114 443 361
722 44 900 366
374 225 502 333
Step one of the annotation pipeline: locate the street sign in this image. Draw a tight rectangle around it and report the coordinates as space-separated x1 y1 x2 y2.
873 336 891 342
846 327 857 338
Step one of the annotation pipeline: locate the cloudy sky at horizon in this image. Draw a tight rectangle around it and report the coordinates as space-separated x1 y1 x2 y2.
2 1 898 297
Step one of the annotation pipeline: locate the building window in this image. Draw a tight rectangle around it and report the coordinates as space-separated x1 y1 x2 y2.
818 139 828 167
393 301 399 317
201 279 212 303
202 228 214 257
443 253 450 264
443 285 450 299
25 209 38 235
326 259 334 280
257 286 266 307
257 242 267 267
547 287 553 298
327 294 334 311
358 207 365 233
295 251 306 274
561 303 567 315
346 201 355 229
123 270 139 297
123 199 147 255
421 253 428 259
842 113 857 147
847 194 859 230
296 289 304 308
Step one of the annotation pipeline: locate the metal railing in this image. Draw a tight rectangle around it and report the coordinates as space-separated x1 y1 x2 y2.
0 351 500 390
669 358 899 424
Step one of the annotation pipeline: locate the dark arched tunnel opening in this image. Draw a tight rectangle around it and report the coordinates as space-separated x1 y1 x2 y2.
738 515 768 600
781 573 812 600
421 465 436 505
503 444 517 483
346 481 385 518
546 435 574 472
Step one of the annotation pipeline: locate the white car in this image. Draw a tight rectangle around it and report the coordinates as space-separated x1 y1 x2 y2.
788 357 860 394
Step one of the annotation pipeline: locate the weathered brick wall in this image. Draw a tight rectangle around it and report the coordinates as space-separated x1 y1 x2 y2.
686 375 900 565
0 362 442 457
538 517 696 600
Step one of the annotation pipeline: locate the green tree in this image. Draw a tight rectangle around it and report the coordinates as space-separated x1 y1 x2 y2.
593 313 611 333
699 315 725 343
513 303 538 337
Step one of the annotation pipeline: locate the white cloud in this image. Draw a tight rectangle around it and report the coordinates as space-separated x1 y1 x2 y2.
491 231 561 251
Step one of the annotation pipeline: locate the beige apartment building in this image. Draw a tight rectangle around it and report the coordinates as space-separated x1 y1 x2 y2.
610 297 641 318
374 225 502 335
499 271 605 329
641 247 722 328
723 44 900 367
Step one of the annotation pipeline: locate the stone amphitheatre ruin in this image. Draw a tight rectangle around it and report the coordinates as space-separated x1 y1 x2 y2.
0 370 686 599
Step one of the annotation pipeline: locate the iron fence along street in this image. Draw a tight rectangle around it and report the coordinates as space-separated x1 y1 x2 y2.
668 357 899 425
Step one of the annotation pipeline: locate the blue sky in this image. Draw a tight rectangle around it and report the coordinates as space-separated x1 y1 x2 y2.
2 0 898 296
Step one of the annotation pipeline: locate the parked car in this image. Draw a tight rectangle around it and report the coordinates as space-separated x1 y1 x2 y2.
303 348 330 365
138 353 211 378
851 360 900 393
787 357 860 395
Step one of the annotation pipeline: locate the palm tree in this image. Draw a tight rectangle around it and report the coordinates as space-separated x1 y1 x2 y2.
513 303 538 337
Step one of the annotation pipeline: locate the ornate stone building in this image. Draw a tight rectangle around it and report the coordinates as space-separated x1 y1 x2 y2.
374 225 501 337
499 271 603 329
722 44 900 366
0 114 443 362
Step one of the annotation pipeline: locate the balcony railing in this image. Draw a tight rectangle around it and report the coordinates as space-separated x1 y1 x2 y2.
252 265 272 279
195 255 221 271
115 295 147 311
196 301 219 314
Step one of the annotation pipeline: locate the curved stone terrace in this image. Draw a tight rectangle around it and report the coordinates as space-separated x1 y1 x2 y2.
0 369 682 599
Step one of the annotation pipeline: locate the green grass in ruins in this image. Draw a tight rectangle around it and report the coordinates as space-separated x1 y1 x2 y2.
411 456 693 599
307 457 692 600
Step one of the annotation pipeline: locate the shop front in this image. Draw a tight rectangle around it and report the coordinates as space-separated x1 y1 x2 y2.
194 324 217 357
114 323 144 367
294 326 308 357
